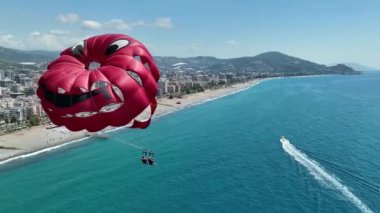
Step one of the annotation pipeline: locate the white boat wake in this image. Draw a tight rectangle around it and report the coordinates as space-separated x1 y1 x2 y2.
280 137 373 213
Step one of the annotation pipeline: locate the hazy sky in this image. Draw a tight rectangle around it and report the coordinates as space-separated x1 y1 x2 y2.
0 0 379 68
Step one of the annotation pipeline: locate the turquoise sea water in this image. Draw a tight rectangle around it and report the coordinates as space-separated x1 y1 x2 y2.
0 73 379 213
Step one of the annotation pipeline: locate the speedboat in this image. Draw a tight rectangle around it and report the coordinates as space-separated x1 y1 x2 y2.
280 136 287 144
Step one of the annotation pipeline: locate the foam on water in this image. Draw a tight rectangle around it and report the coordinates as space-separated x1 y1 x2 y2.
281 138 373 213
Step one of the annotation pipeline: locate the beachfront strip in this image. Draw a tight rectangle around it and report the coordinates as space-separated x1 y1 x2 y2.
0 79 262 163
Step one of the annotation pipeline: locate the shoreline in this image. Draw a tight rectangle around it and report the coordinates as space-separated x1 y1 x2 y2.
0 79 265 165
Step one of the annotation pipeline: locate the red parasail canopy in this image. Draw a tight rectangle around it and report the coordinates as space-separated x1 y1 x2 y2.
37 34 160 132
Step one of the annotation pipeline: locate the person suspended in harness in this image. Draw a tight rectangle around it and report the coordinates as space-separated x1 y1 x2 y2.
141 156 148 165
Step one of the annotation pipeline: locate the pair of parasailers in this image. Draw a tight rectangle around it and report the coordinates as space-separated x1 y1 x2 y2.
141 149 155 165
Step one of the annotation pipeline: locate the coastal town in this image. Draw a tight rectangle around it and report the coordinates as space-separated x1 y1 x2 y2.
0 60 267 135
0 62 47 133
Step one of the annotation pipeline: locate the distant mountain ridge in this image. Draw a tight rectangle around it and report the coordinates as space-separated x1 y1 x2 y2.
0 46 58 63
0 46 359 75
155 51 359 75
340 63 379 72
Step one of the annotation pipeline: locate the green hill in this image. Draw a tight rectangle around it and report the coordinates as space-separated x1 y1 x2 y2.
0 46 359 75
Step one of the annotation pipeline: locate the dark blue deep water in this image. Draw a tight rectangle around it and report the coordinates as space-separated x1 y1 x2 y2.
0 73 379 212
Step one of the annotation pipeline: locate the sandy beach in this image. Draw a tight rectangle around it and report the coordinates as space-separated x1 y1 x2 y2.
0 79 263 163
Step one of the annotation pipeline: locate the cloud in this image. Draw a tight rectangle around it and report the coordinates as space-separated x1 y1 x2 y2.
59 17 172 32
227 40 238 46
105 19 148 31
105 19 130 30
49 29 70 35
154 17 173 29
131 20 146 27
82 20 103 30
27 31 79 50
190 44 200 52
28 33 62 50
0 33 25 49
29 31 41 36
57 13 80 24
181 43 201 53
